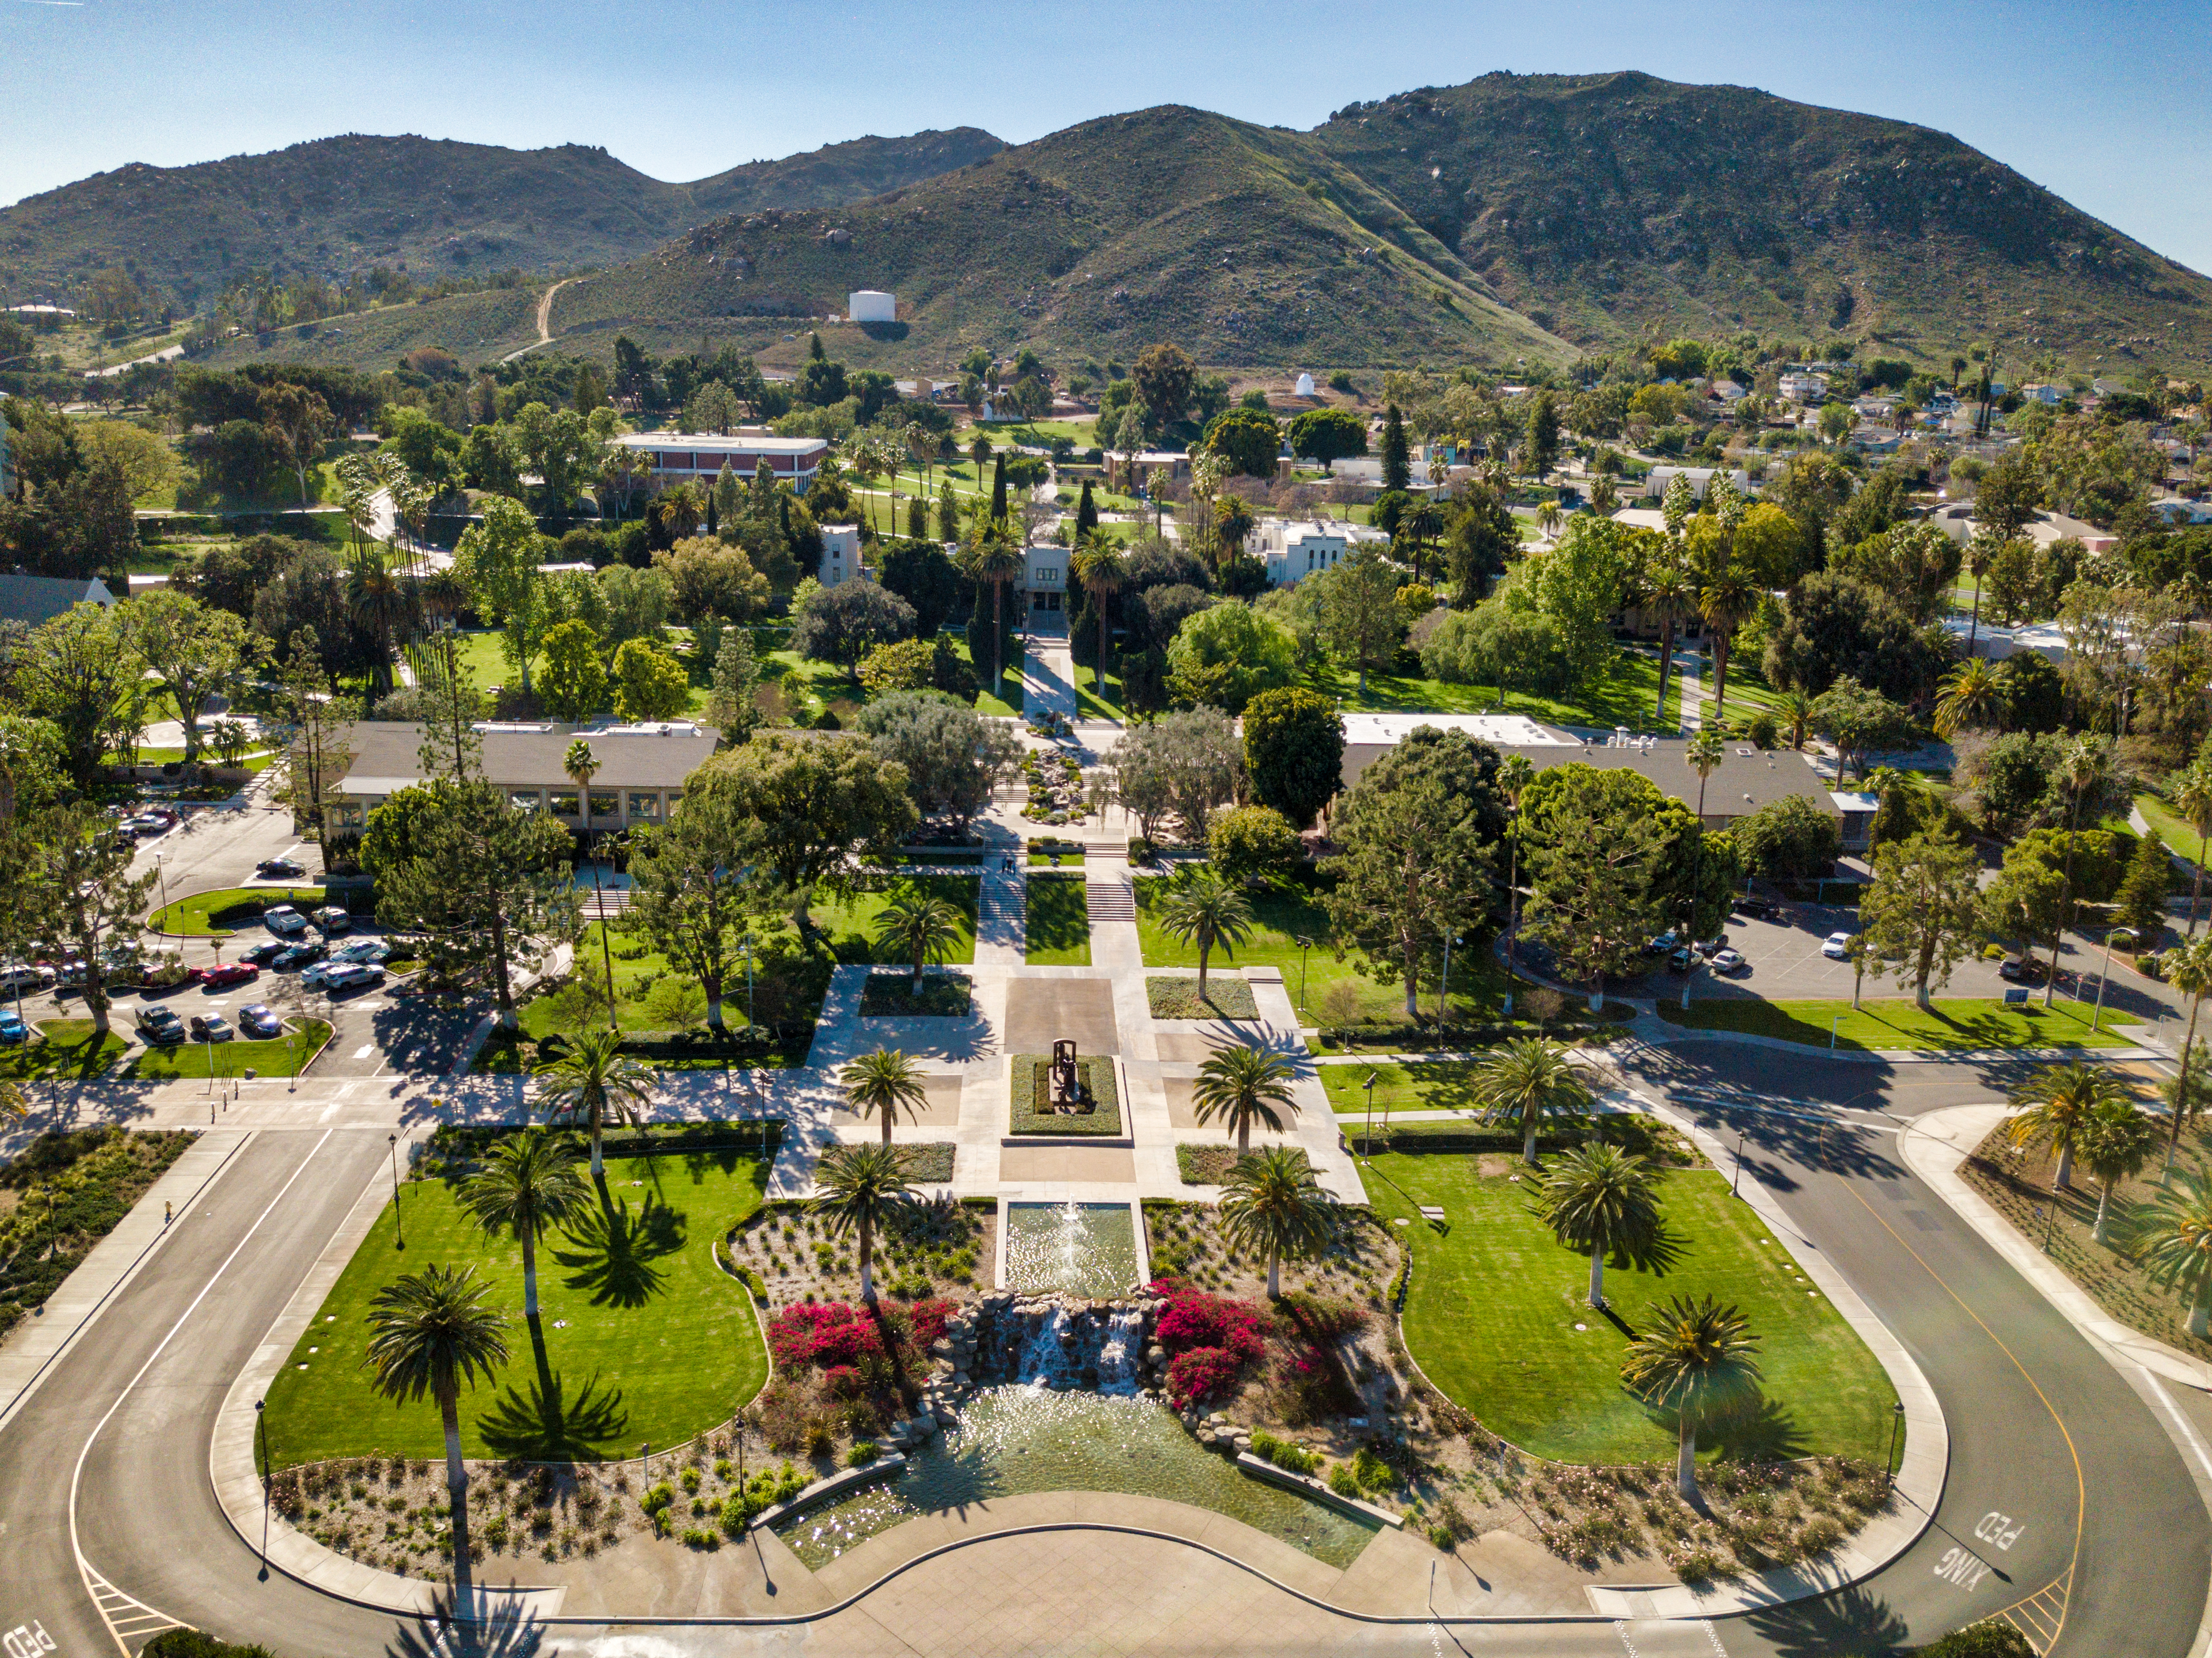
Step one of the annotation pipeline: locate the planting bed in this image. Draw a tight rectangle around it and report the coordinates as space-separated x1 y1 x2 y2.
1008 1053 1123 1135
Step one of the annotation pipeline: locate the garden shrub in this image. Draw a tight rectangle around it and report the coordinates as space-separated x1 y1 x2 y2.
145 1636 279 1658
1350 1447 1394 1495
679 1527 720 1550
1165 1345 1243 1409
1150 1283 1271 1360
847 1441 880 1467
1327 1463 1361 1499
1913 1623 2035 1658
1248 1429 1321 1474
767 1302 885 1369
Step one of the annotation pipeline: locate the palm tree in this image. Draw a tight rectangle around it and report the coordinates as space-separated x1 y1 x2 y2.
2162 934 2212 1169
1777 688 1815 752
2078 1097 2158 1243
458 1130 588 1318
2007 1060 2125 1191
1499 752 1535 1011
1215 495 1257 568
1697 567 1758 717
363 1264 510 1508
2046 736 2112 1006
1069 534 1127 699
1219 1146 1333 1297
1533 1141 1666 1309
872 893 964 990
2134 1167 2212 1336
957 516 1025 692
812 1141 915 1302
533 1028 657 1177
1156 869 1255 1000
1191 1045 1298 1156
1472 1037 1593 1166
1932 659 2003 741
1620 1295 1762 1501
1590 474 1620 515
565 739 619 1030
0 1079 22 1124
2172 760 2212 938
347 547 412 700
839 1047 927 1144
1640 554 1699 726
1964 528 2003 656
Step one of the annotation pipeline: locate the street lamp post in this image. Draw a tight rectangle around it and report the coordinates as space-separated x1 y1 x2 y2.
1732 1131 1746 1197
256 1398 271 1575
1294 936 1313 1013
2091 928 2134 1032
387 1132 404 1249
1363 1071 1378 1159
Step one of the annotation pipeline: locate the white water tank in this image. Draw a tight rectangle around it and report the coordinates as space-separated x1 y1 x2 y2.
848 290 896 324
1294 371 1316 397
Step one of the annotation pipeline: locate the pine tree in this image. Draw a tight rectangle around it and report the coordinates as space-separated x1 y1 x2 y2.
990 451 1008 522
1381 404 1411 492
1075 478 1099 539
809 331 826 362
937 480 961 542
2117 829 2175 945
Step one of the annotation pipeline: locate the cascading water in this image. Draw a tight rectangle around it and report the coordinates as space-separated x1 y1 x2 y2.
1004 1303 1147 1394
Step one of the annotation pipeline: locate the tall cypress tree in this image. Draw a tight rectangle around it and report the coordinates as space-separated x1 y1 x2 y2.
990 451 1008 522
1075 478 1099 539
1380 404 1411 492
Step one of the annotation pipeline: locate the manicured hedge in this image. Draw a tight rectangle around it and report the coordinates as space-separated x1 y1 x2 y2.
1009 1053 1123 1136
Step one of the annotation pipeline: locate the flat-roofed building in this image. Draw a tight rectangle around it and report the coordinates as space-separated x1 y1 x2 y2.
1251 519 1388 588
614 432 830 493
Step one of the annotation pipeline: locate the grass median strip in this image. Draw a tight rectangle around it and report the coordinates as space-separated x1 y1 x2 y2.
124 1018 332 1080
147 885 325 937
1656 996 2139 1051
1146 976 1259 1020
0 1018 127 1079
1025 875 1091 966
260 1145 771 1469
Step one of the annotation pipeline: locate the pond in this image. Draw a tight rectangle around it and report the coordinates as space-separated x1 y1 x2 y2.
776 1386 1379 1570
1001 1200 1139 1298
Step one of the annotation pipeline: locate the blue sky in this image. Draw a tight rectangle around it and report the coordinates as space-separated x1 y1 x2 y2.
5 0 2209 270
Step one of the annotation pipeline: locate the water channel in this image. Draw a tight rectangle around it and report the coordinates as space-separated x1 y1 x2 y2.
1000 1200 1141 1299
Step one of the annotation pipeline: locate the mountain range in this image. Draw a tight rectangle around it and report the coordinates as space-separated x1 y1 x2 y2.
13 71 2210 376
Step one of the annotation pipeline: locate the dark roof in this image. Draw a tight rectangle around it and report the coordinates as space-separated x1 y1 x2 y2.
334 721 719 794
0 573 113 626
1341 733 1838 821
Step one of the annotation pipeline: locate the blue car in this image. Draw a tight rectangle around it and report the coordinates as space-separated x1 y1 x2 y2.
0 1011 28 1045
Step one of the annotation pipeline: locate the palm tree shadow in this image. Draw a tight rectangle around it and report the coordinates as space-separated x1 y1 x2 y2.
476 1316 631 1460
1742 1582 1912 1657
552 1190 685 1307
383 1583 550 1657
1698 1391 1810 1463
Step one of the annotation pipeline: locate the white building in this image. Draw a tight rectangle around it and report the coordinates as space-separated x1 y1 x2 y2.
1251 519 1388 588
1025 546 1066 615
818 524 866 587
615 432 830 493
1294 371 1316 397
847 290 896 324
1643 466 1751 501
1778 372 1828 403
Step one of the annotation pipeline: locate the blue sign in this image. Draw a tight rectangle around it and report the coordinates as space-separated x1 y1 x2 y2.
2003 987 2029 1006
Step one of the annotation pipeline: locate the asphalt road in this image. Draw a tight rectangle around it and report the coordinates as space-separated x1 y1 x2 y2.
6 1051 2210 1657
1617 1043 2212 1657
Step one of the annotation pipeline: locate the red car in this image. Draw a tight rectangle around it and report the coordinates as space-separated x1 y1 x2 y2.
189 962 260 988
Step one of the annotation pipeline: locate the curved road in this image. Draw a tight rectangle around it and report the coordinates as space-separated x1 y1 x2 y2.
3 1048 2209 1656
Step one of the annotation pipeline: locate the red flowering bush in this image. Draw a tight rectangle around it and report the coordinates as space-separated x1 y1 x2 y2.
767 1302 884 1370
822 1364 864 1401
900 1296 958 1352
1165 1346 1244 1410
1150 1284 1270 1362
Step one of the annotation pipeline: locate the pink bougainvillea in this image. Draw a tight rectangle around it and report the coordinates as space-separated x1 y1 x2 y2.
767 1302 884 1370
1165 1345 1244 1410
822 1364 864 1401
1149 1283 1270 1363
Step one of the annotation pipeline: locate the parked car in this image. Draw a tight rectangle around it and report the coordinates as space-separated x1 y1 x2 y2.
1667 946 1697 973
255 857 306 880
0 1011 28 1045
189 962 260 988
321 962 384 994
135 1007 185 1046
139 805 181 826
300 959 341 990
1735 896 1780 919
312 906 352 935
1708 948 1747 975
2000 956 2049 984
1694 935 1727 957
330 939 389 965
124 814 170 838
272 942 325 972
237 1004 282 1039
261 906 309 937
1645 930 1680 956
1822 931 1856 960
0 962 54 994
188 1014 234 1043
239 940 288 967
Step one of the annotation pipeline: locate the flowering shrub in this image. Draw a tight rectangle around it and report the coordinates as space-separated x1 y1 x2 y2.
767 1302 884 1370
898 1296 958 1352
1149 1283 1270 1362
821 1364 864 1401
1165 1345 1243 1409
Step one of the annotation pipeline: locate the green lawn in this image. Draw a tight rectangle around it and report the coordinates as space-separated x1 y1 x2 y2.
1656 996 2140 1051
259 1146 772 1469
1365 1151 1898 1463
1069 657 1128 721
1135 873 1506 1024
147 886 325 937
518 925 767 1041
812 876 979 964
126 1018 332 1080
1026 876 1092 965
116 746 276 773
1318 1060 1479 1119
1317 644 1681 733
451 629 522 691
0 1019 127 1079
758 629 1020 720
2138 794 2208 869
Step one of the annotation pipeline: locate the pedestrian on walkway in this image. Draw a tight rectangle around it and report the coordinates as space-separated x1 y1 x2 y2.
164 1201 172 1226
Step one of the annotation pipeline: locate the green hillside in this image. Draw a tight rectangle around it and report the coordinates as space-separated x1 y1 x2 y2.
550 104 1573 372
1313 71 2212 370
0 128 1005 314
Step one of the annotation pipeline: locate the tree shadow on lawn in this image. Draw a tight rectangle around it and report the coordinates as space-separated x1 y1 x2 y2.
476 1311 631 1462
553 1184 685 1307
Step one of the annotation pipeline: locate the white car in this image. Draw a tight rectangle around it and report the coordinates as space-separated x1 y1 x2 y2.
331 938 390 965
321 962 385 994
1821 931 1856 960
1708 948 1746 974
262 906 309 937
